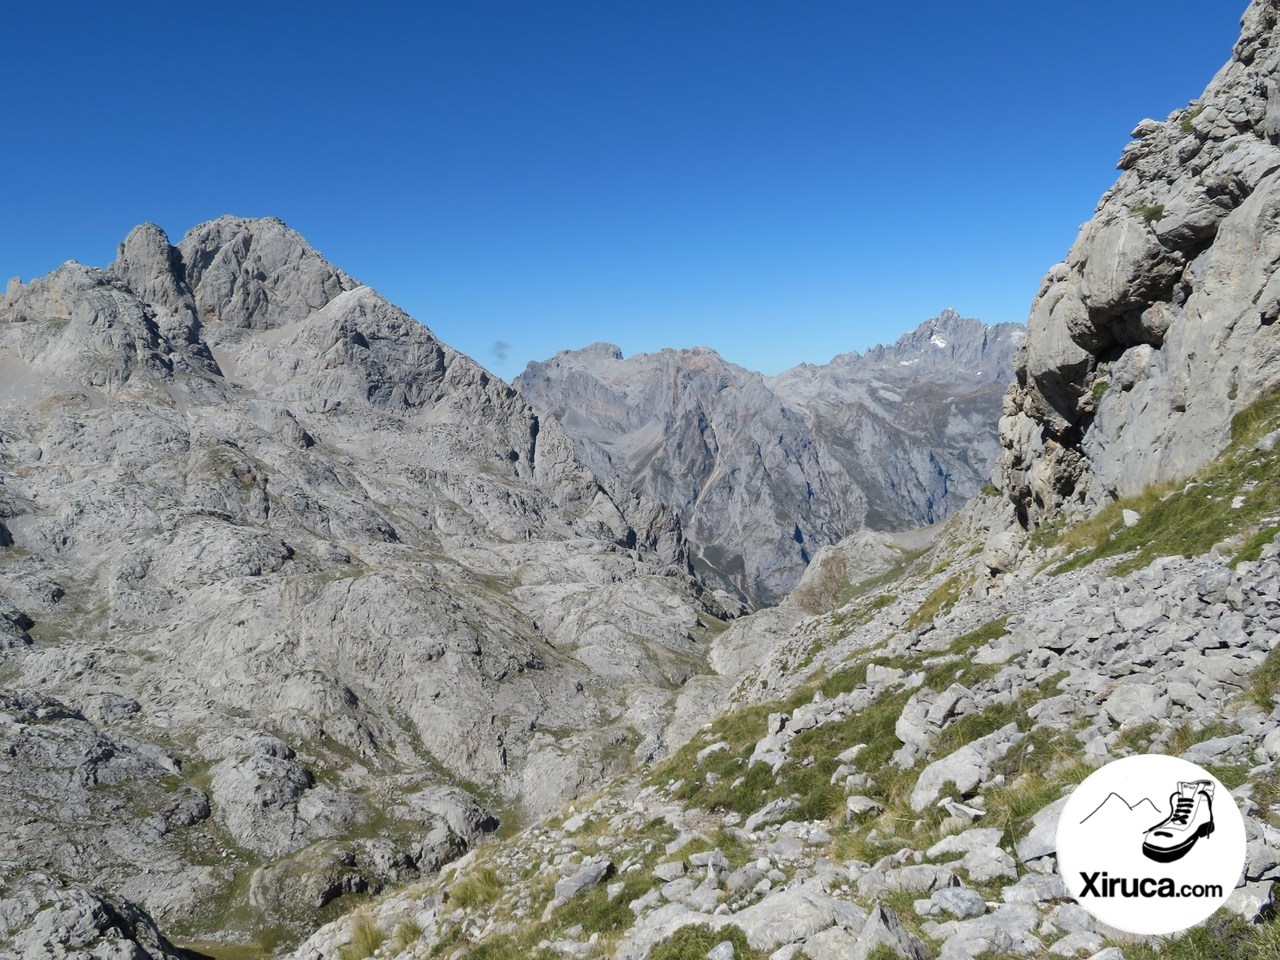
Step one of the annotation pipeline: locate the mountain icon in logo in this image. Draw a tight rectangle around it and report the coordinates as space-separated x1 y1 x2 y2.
1079 792 1162 827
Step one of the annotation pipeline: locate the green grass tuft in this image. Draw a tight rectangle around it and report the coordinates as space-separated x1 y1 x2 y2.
338 917 385 960
650 925 767 960
392 919 423 953
1179 104 1207 134
1134 203 1166 223
448 865 503 909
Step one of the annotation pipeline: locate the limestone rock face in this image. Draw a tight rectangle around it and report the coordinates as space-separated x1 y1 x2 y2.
998 0 1280 524
516 311 1021 605
0 217 714 949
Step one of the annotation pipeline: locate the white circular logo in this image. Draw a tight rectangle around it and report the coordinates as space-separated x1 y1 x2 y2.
1056 754 1246 935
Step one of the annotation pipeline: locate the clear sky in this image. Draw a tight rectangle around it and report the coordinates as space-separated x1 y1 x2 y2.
1 1 1248 377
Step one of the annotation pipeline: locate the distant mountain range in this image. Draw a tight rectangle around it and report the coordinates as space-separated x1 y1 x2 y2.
515 310 1023 605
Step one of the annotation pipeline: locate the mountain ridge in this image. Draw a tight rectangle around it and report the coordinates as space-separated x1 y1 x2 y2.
515 310 1020 607
0 215 728 949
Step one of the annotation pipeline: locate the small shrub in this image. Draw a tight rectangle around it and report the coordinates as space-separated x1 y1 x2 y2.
1133 203 1166 223
1091 380 1110 406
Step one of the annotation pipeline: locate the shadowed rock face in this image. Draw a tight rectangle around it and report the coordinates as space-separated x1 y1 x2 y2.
998 0 1280 526
0 216 721 949
516 311 1021 607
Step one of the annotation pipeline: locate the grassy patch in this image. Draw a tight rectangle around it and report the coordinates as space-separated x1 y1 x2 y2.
650 924 766 960
552 871 653 940
1164 719 1237 756
907 574 966 629
829 675 1081 864
1113 721 1162 755
979 726 1093 849
830 592 896 631
1244 646 1280 710
1207 763 1252 790
819 663 871 699
680 827 756 870
1252 770 1280 827
1091 380 1110 405
947 618 1009 656
1118 909 1280 959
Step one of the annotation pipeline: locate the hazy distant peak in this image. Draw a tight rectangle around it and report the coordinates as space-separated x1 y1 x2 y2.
577 341 625 360
516 309 1020 605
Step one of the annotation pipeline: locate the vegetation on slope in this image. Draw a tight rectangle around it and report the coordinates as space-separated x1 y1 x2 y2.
1046 388 1280 575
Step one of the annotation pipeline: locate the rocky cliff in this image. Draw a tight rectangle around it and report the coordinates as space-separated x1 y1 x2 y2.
516 311 1021 607
0 217 724 950
999 0 1280 526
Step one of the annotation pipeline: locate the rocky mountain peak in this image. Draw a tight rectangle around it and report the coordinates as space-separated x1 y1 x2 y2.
577 341 625 360
111 222 192 317
0 216 716 947
108 215 361 332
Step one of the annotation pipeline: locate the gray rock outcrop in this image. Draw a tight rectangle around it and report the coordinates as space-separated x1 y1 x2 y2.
999 0 1280 524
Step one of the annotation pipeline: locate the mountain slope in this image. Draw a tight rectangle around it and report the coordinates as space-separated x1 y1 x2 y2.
0 217 725 950
515 310 1021 607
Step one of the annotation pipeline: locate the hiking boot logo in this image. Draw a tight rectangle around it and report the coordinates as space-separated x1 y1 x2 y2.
1141 779 1215 863
1056 755 1246 936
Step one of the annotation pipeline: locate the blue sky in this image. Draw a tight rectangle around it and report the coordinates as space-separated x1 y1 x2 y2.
1 1 1246 377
